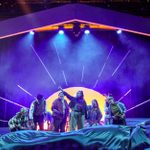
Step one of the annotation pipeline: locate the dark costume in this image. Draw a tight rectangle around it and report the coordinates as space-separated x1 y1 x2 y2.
63 91 87 131
51 98 69 132
30 96 46 130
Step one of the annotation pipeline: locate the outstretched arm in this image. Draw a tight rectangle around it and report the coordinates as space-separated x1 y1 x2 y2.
58 86 75 101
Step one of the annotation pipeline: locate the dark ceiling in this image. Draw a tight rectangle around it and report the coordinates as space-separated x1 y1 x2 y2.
0 0 150 21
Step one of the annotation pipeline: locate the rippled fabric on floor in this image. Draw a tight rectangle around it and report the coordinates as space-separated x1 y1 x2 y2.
0 125 149 150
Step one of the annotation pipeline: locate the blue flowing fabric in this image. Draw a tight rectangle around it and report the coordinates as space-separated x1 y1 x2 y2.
0 125 150 150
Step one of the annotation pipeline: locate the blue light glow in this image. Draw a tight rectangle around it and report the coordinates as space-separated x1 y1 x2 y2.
29 31 35 35
58 30 64 34
84 30 90 34
117 29 122 34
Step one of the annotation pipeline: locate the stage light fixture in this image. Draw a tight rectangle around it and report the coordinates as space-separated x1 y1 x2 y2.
58 26 64 34
58 30 64 34
29 31 35 35
84 29 90 34
116 29 122 34
84 25 90 34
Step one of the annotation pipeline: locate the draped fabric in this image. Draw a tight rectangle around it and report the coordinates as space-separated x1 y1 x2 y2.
0 125 150 150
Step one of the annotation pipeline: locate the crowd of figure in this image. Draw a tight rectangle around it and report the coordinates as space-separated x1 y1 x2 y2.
8 88 127 132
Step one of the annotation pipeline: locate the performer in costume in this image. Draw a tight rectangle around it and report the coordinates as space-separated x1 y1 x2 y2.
29 94 46 130
8 108 29 132
51 92 69 132
59 87 87 131
106 95 126 125
87 99 102 126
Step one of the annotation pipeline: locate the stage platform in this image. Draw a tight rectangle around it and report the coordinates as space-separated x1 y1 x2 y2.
0 118 150 150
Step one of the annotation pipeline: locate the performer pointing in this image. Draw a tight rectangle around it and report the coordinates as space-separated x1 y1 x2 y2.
59 87 87 131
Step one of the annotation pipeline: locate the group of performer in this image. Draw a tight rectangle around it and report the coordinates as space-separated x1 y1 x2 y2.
8 87 127 132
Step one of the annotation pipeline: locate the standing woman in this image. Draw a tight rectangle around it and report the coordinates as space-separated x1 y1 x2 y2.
88 99 102 126
59 87 87 131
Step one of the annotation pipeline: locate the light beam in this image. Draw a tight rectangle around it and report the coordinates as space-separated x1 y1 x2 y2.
127 98 150 112
93 46 113 88
53 43 69 86
0 119 8 123
53 43 62 65
93 79 99 89
112 50 131 77
17 84 34 98
81 65 85 83
0 96 28 109
62 70 68 86
31 45 56 85
118 89 132 101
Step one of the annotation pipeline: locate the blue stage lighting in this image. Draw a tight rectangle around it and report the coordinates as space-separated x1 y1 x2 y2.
58 30 64 34
29 31 35 35
84 29 90 34
116 29 122 34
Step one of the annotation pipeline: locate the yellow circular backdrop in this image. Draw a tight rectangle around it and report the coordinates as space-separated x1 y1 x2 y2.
46 87 106 120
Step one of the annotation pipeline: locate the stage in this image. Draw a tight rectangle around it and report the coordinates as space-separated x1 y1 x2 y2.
0 118 150 150
0 2 150 150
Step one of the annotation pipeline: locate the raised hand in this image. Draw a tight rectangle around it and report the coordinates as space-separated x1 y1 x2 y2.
58 86 63 91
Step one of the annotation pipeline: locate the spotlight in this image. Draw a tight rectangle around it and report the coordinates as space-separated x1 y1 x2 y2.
84 29 90 34
58 26 64 34
84 25 90 35
116 29 122 34
29 31 34 35
58 30 64 34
